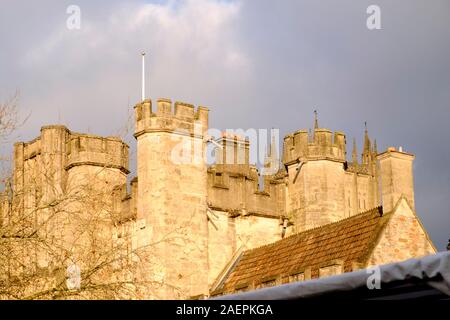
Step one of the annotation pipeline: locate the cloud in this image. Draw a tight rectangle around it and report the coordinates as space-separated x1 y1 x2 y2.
23 0 245 70
1 0 246 137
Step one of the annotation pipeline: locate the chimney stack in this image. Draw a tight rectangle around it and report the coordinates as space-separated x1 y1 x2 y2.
377 147 415 213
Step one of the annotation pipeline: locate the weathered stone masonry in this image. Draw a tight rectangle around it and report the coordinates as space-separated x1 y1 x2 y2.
1 97 436 299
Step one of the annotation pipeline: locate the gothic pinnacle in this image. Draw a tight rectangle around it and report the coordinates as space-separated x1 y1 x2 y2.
352 137 358 164
363 121 371 155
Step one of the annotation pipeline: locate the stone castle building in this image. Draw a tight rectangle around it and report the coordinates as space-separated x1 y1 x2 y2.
0 98 436 299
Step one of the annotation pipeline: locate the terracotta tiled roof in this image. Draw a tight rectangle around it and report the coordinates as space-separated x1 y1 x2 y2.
214 207 391 294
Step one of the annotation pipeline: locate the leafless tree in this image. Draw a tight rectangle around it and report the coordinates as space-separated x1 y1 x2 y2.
0 92 20 143
0 95 193 300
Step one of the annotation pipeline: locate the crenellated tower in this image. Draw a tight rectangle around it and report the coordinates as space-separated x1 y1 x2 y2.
283 113 347 232
12 125 129 215
10 125 129 271
134 98 209 299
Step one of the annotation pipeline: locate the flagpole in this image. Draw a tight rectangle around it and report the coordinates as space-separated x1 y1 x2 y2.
141 52 145 101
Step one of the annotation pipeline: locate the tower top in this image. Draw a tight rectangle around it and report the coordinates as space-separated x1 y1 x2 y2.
134 98 209 139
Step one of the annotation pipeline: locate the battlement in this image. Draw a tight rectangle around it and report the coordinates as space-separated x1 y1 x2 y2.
207 165 286 218
14 125 70 163
134 98 209 138
13 126 129 177
66 133 129 174
283 128 346 165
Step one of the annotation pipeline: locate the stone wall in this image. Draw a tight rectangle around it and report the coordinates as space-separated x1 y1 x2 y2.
287 160 347 232
343 171 378 218
207 166 285 217
207 209 285 287
367 198 436 266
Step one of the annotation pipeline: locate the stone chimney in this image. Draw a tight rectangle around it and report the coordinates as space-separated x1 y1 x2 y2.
377 147 415 213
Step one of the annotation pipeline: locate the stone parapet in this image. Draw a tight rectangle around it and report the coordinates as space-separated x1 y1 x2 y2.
283 129 346 165
66 133 129 174
134 98 209 138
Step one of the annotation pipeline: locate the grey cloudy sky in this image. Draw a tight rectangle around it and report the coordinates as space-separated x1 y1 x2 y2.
1 0 449 250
